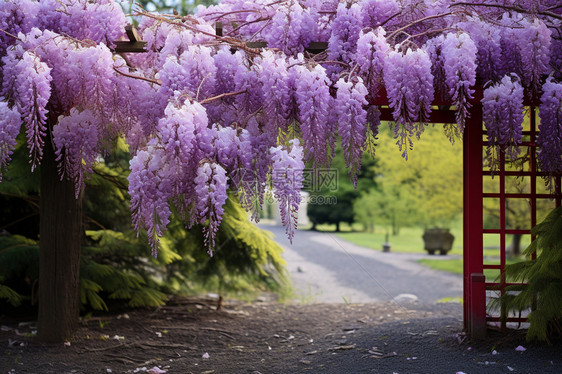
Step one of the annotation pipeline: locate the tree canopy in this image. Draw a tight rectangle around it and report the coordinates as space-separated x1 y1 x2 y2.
307 146 376 231
134 0 217 14
354 125 463 234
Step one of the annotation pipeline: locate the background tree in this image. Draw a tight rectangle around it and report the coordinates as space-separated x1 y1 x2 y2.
133 0 216 14
355 125 463 235
307 147 376 232
352 189 378 233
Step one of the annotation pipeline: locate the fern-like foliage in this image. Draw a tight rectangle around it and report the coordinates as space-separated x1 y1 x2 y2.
499 206 562 343
165 193 288 297
1 139 288 312
81 229 170 310
0 232 169 310
0 235 39 307
0 134 41 196
0 284 23 307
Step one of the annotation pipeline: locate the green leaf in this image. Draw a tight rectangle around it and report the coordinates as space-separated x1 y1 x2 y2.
0 284 23 307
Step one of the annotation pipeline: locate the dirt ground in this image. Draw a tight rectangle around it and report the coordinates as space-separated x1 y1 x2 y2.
1 297 560 374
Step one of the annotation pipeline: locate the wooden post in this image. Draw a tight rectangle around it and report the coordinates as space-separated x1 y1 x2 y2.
469 273 487 339
37 129 83 343
463 103 486 338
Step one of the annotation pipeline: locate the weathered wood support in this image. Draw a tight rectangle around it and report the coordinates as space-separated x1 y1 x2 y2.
463 103 486 339
37 129 83 343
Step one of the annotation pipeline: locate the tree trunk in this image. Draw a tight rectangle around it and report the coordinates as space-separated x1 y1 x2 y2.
37 137 83 343
335 221 340 232
392 215 399 235
509 233 522 257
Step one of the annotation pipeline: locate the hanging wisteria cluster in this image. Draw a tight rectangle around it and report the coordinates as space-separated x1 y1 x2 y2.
0 0 561 255
482 75 525 170
537 78 562 189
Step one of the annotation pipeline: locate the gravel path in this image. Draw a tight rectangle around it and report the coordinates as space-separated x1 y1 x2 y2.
297 313 562 374
262 225 463 304
259 225 561 374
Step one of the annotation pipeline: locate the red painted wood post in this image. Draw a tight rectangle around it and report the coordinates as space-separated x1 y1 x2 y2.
463 103 486 339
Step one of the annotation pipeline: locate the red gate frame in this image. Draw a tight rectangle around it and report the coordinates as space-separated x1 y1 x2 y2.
463 103 486 338
463 104 562 338
378 97 562 339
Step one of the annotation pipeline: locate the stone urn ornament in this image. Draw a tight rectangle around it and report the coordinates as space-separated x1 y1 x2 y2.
423 228 455 255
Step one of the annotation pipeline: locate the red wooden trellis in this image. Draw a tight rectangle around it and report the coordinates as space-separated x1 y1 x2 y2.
349 96 562 338
115 27 562 338
464 104 562 338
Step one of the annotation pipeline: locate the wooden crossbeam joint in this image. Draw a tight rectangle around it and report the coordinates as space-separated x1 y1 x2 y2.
214 23 327 55
113 24 147 54
125 24 141 43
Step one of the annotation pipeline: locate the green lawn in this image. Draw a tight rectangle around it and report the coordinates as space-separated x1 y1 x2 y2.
332 219 531 257
322 220 532 276
337 226 463 254
417 258 464 274
418 258 524 279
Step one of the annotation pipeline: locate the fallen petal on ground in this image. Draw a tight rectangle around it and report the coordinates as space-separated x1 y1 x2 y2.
147 366 166 374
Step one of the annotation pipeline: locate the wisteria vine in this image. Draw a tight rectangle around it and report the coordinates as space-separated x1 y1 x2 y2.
0 0 561 256
537 79 562 190
482 75 525 171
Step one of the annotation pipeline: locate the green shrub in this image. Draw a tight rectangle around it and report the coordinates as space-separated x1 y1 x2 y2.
498 206 562 343
0 140 287 312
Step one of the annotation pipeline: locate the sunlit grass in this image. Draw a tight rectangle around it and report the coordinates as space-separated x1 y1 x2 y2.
332 220 465 254
417 258 463 274
418 257 524 279
337 226 458 253
325 218 531 257
436 296 463 304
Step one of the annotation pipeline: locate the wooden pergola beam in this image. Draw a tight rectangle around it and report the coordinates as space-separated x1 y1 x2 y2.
113 25 147 53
